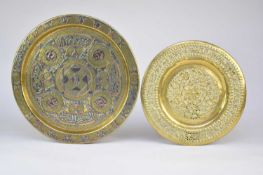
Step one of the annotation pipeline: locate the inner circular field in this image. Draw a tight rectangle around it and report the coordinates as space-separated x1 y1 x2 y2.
21 25 129 133
159 59 227 127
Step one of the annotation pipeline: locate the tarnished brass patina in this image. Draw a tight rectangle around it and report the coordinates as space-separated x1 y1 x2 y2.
12 15 139 143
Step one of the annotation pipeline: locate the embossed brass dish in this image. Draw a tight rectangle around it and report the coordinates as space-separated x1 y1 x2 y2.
141 41 246 145
12 15 139 143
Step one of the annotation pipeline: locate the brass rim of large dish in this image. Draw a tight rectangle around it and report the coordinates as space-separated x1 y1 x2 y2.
141 41 246 145
12 14 139 143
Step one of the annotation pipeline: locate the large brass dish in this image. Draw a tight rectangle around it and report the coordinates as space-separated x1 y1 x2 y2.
12 14 139 143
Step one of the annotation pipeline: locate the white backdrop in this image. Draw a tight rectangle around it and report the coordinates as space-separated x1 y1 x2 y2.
0 0 262 174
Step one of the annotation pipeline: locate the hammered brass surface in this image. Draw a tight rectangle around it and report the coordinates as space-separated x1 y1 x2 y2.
141 41 246 145
12 15 139 143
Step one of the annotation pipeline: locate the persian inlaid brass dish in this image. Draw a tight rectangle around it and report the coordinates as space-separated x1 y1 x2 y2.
12 14 139 143
141 41 246 145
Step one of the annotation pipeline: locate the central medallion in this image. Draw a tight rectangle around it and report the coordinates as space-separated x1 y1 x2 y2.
55 59 94 100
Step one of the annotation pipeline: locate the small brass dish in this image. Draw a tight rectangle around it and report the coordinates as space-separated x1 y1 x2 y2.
141 41 246 145
12 14 139 143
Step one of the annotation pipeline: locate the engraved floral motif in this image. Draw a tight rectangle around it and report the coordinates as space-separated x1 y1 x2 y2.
166 66 221 121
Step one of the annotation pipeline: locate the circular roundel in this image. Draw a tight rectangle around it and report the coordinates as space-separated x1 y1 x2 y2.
91 91 112 113
40 46 62 66
141 41 246 145
88 44 110 68
12 15 139 143
41 92 64 114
